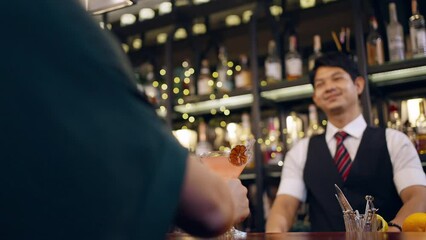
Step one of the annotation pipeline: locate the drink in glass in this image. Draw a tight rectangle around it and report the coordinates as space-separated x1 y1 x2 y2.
199 141 254 238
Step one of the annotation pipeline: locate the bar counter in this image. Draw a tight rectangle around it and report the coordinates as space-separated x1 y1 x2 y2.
167 232 426 240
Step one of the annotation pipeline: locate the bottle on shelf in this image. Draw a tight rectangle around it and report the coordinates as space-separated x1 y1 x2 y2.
234 54 252 89
401 100 417 146
240 112 253 143
387 2 405 62
387 102 403 132
197 59 214 95
285 35 302 81
306 104 325 137
240 112 255 169
286 111 303 150
308 35 323 71
415 99 426 154
216 46 234 93
409 0 426 58
135 62 160 106
366 16 385 66
262 117 283 165
265 40 282 84
195 119 213 156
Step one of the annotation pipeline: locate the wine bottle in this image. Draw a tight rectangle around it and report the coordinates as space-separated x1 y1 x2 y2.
308 35 323 71
366 16 385 66
235 54 252 89
415 100 426 154
265 40 282 83
306 104 325 137
387 3 405 61
197 59 214 95
409 0 426 57
217 46 233 93
387 103 403 132
285 35 302 80
195 119 213 155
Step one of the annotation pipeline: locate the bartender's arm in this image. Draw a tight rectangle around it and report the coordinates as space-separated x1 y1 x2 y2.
266 194 301 232
385 129 426 232
387 185 426 232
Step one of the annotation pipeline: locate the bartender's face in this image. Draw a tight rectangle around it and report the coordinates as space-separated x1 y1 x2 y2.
312 66 364 116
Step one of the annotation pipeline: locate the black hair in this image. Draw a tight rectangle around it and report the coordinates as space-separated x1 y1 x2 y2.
309 52 360 86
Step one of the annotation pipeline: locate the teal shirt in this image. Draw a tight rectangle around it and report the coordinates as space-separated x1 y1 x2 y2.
0 1 187 239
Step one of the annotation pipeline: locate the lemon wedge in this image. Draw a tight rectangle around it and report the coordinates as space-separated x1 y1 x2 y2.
376 214 388 232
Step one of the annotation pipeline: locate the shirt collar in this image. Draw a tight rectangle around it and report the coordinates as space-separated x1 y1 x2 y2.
325 114 367 142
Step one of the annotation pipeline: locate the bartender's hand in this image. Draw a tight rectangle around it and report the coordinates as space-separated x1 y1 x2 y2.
226 178 250 224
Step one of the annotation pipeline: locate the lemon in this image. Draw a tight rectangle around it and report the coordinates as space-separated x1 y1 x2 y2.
376 214 388 232
402 213 426 232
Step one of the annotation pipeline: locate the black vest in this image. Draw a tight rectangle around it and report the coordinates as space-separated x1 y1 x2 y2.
303 127 402 231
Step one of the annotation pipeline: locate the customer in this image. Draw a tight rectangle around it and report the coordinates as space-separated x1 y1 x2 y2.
266 52 426 232
0 1 249 239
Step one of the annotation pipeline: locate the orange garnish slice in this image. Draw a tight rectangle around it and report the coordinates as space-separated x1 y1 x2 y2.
229 145 248 166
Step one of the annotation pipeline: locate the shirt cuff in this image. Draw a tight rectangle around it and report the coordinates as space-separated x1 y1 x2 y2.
394 168 426 194
277 178 307 202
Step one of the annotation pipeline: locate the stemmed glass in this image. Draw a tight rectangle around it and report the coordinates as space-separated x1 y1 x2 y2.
199 140 254 239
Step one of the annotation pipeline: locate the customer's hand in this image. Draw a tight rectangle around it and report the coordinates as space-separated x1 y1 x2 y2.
226 178 250 224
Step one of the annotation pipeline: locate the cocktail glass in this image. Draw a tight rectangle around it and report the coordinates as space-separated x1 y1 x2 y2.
199 140 254 239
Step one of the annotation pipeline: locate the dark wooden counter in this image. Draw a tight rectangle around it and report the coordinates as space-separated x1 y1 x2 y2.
167 232 426 240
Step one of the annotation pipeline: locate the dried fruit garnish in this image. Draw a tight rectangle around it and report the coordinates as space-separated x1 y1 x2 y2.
229 145 248 166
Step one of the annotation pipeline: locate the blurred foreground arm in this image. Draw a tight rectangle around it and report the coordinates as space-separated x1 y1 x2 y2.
387 185 426 232
175 156 249 237
266 194 301 233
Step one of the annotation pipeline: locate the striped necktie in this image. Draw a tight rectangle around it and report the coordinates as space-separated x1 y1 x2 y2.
334 131 352 181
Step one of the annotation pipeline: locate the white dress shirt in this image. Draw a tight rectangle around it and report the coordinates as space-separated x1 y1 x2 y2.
277 114 426 202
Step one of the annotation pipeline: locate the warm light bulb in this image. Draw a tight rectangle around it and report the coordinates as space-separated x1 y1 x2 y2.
193 0 209 4
225 15 241 27
174 28 187 40
269 5 283 16
192 23 207 35
157 33 168 44
120 13 136 27
300 0 316 9
139 8 155 21
159 2 172 15
242 10 253 23
132 37 142 50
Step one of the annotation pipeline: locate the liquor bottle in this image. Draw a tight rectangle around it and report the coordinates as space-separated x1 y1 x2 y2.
195 119 213 155
387 103 403 132
308 35 323 71
235 54 252 89
197 59 214 95
409 0 426 58
240 112 253 143
137 62 160 106
263 117 283 165
217 46 233 93
286 112 303 150
387 3 405 61
285 35 302 80
366 16 385 66
265 40 282 83
306 104 325 137
415 100 426 154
